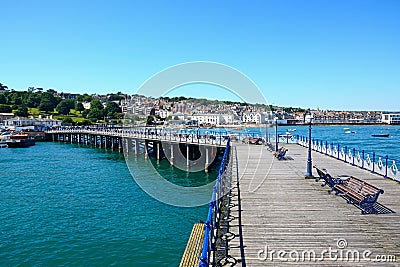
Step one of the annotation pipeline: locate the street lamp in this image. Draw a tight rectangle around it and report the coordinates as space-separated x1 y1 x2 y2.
274 116 278 152
305 109 314 178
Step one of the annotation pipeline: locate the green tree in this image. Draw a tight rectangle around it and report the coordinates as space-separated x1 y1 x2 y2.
0 94 6 104
0 83 8 91
26 93 41 108
90 99 103 110
39 92 59 113
61 117 74 124
146 115 154 126
56 100 72 115
104 101 122 119
39 98 55 113
75 102 84 112
82 109 90 118
87 108 104 121
0 104 12 113
15 106 28 117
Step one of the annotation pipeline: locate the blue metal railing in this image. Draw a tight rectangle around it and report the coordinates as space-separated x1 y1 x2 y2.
296 135 400 182
199 137 231 267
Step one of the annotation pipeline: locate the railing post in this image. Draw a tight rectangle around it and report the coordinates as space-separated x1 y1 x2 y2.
337 144 340 160
385 155 388 178
344 146 347 163
372 152 375 173
325 141 328 155
352 148 355 166
362 150 365 169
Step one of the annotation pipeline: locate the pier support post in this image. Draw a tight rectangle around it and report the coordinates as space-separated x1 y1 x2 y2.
205 146 209 173
170 143 174 166
135 139 139 156
144 141 149 160
156 142 160 161
186 145 190 168
118 138 123 153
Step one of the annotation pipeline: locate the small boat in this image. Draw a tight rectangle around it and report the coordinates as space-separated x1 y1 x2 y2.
345 130 356 134
287 128 296 132
343 128 350 131
371 134 389 137
6 133 35 148
279 132 293 138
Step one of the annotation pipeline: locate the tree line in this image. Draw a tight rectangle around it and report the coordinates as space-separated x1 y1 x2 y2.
0 85 123 124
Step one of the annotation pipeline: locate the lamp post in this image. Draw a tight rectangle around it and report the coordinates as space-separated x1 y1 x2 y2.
305 109 314 178
274 116 278 152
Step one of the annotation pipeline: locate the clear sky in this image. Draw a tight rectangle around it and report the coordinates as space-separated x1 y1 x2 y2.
1 0 399 111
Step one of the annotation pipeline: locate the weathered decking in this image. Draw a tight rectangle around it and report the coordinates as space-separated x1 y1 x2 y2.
180 223 204 267
227 143 400 266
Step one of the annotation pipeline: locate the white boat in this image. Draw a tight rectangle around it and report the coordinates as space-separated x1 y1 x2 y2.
287 128 296 132
279 132 293 138
343 128 350 131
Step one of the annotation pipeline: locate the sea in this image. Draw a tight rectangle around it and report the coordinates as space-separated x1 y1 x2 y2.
1 124 400 266
0 142 215 267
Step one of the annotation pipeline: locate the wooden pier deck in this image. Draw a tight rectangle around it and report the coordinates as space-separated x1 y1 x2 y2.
227 143 400 266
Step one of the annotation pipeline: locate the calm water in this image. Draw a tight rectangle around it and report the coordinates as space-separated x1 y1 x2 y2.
0 142 211 266
241 124 400 160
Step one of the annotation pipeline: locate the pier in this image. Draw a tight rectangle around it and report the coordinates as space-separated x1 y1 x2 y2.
184 139 400 266
45 128 228 171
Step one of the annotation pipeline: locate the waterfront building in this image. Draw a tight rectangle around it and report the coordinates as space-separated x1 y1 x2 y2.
191 113 222 126
0 113 14 123
242 112 273 124
4 116 61 131
156 109 170 119
382 113 400 124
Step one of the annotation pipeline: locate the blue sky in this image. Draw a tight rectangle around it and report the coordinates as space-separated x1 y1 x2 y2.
1 0 399 111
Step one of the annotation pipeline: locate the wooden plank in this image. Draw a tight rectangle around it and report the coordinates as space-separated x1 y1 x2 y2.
179 223 204 267
226 143 400 266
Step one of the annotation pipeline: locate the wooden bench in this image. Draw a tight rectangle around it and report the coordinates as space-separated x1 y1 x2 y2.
179 223 204 267
313 166 344 193
273 147 287 160
333 176 384 214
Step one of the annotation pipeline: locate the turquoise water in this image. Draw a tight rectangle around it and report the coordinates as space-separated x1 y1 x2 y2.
237 125 400 160
0 142 210 266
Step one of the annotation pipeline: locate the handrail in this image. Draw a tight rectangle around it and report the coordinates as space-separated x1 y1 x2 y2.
297 135 400 182
199 137 231 267
45 127 229 146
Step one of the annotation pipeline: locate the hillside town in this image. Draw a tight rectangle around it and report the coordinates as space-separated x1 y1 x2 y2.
0 85 400 132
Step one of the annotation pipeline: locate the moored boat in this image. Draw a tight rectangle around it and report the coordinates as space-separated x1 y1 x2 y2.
371 134 389 137
6 133 35 148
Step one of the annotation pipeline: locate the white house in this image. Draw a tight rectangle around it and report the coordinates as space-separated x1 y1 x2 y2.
156 109 170 119
192 113 222 126
242 112 266 124
82 102 91 109
382 113 400 124
221 114 235 125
